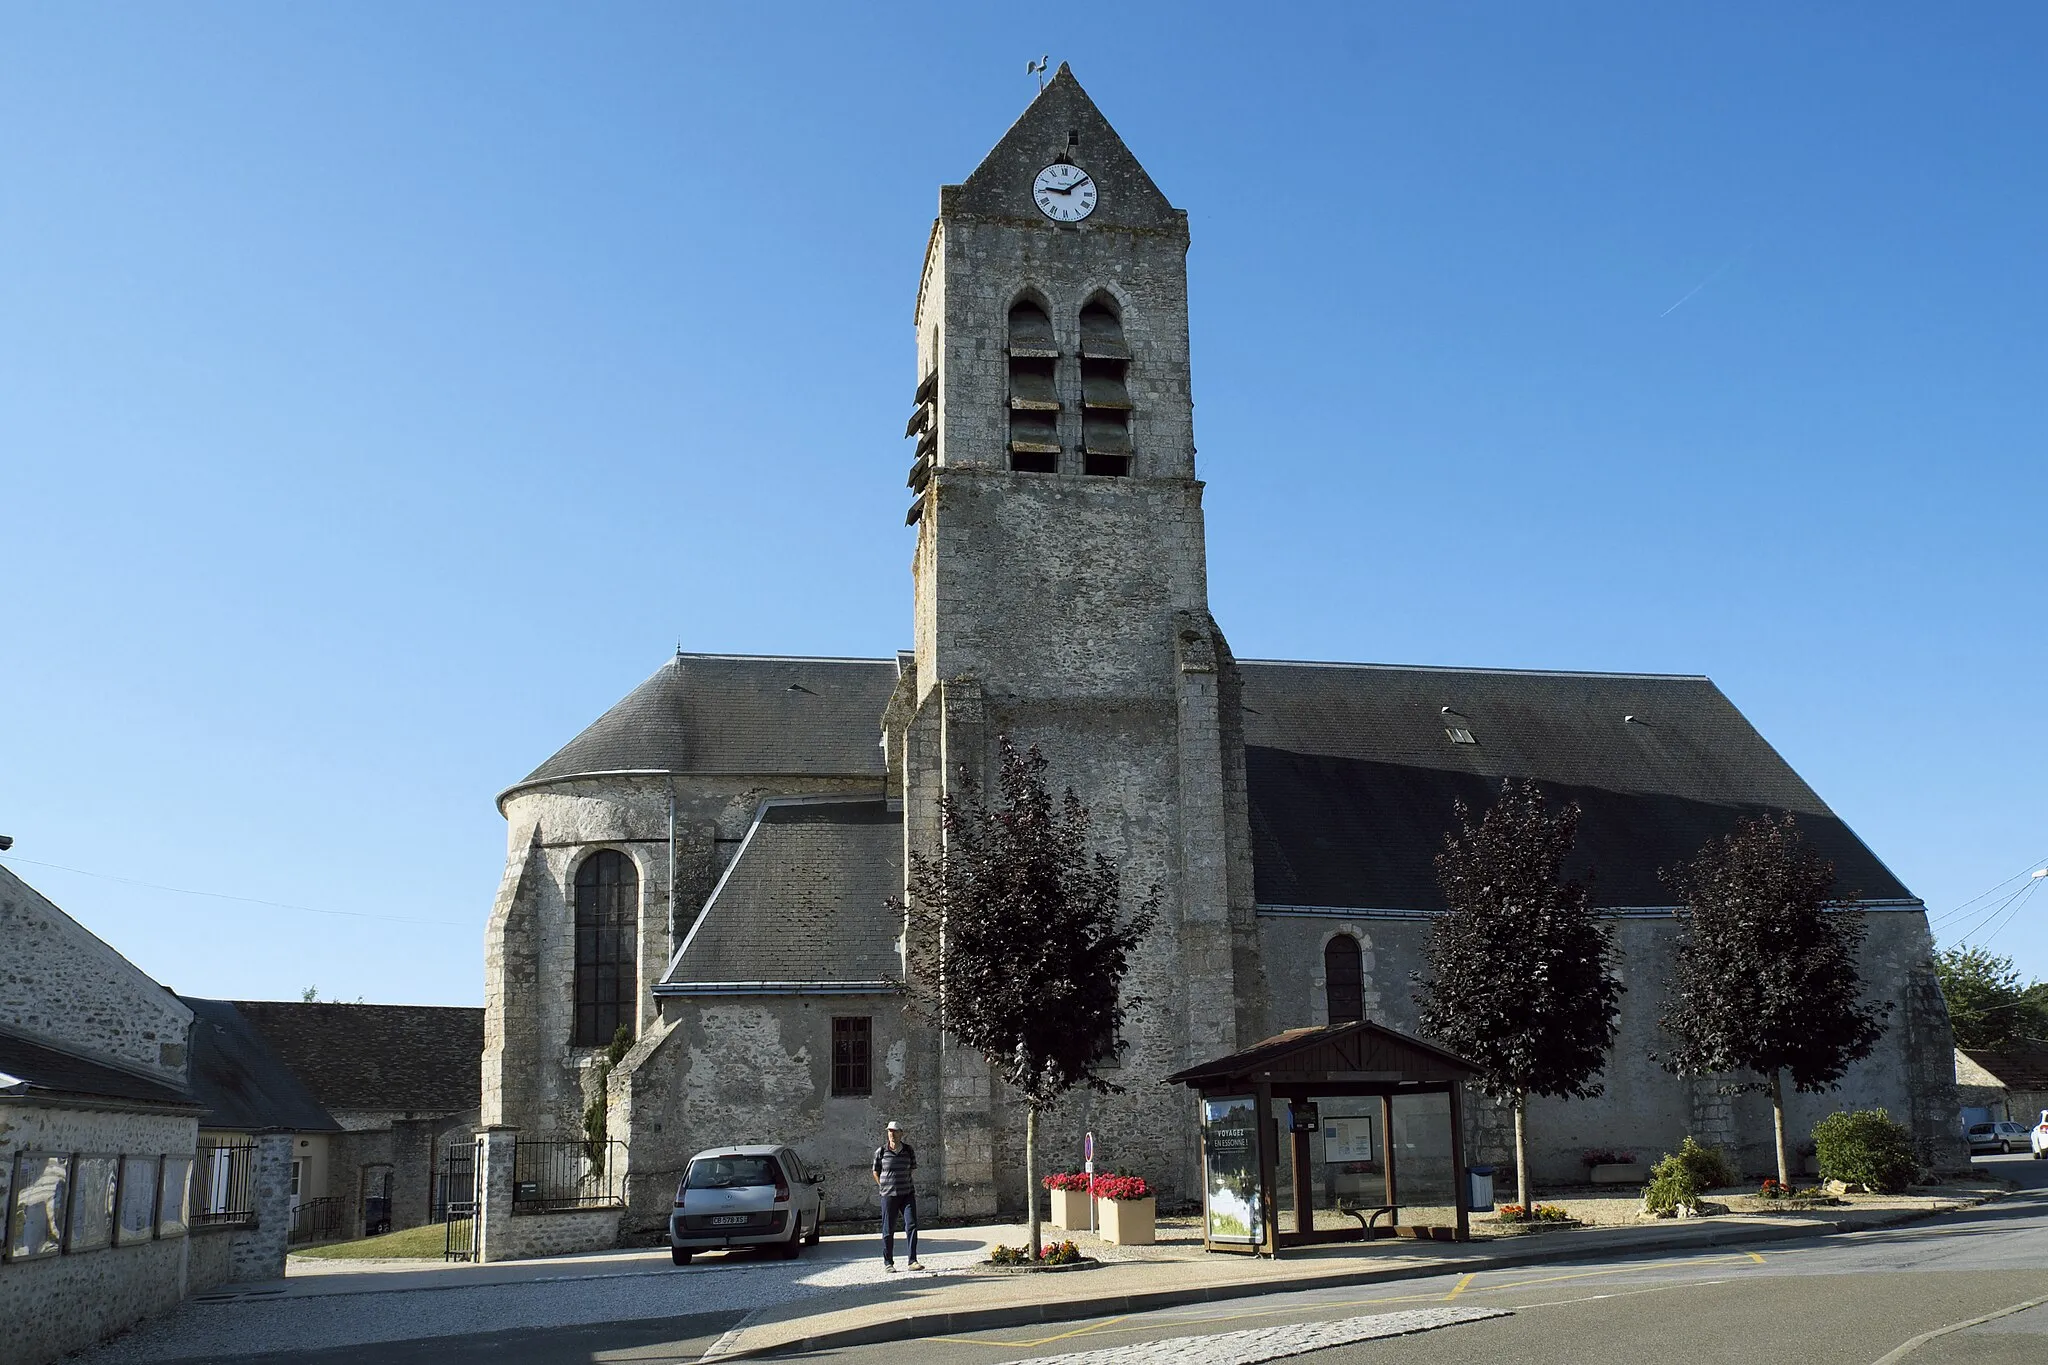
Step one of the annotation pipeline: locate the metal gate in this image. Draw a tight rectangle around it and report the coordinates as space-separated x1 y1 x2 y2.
439 1150 477 1262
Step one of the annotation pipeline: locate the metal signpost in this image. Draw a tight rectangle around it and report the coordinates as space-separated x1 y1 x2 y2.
1085 1131 1096 1235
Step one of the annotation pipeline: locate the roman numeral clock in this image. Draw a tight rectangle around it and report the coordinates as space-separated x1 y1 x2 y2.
1033 162 1097 221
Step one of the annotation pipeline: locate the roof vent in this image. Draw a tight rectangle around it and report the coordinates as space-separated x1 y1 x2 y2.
1445 727 1477 746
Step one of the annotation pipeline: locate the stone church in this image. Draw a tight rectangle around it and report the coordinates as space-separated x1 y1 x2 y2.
482 67 1962 1234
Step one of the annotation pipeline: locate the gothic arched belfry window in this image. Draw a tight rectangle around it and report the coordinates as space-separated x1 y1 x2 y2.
1324 933 1364 1026
1079 296 1132 476
573 850 638 1047
1007 299 1060 472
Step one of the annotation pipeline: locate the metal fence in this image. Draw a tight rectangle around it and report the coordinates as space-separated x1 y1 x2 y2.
511 1139 627 1211
192 1143 258 1227
288 1196 346 1245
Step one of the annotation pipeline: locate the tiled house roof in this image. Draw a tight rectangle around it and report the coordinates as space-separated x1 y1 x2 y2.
1957 1042 2048 1091
180 997 341 1132
230 1001 483 1116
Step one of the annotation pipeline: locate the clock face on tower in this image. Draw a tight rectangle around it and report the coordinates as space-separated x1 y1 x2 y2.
1033 163 1098 222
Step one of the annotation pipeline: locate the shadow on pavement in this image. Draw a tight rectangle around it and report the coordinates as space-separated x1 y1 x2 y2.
151 1311 747 1365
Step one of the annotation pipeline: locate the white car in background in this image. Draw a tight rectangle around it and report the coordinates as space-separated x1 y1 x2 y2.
2032 1111 2048 1159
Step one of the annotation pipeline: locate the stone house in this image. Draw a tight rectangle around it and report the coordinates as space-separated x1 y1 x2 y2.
228 1000 482 1237
482 66 1967 1241
1955 1044 2048 1129
1 864 205 1364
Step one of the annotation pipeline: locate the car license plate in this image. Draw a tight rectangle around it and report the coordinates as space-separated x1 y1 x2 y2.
710 1214 748 1226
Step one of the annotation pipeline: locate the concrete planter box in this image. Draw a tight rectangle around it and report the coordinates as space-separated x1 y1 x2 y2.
1588 1162 1646 1185
1048 1187 1092 1230
1097 1196 1155 1246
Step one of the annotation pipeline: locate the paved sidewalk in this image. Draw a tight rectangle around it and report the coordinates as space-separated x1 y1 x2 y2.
702 1190 2009 1360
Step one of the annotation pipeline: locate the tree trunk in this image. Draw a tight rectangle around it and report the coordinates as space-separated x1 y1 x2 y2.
1026 1106 1041 1260
1770 1069 1790 1187
1514 1090 1530 1211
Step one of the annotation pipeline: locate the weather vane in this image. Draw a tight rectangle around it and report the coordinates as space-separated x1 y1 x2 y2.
1028 55 1050 92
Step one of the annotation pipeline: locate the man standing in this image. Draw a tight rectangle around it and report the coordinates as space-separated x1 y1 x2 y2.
872 1120 922 1271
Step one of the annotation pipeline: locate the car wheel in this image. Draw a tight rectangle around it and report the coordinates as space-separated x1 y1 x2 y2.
672 1248 692 1266
804 1211 821 1246
780 1219 804 1260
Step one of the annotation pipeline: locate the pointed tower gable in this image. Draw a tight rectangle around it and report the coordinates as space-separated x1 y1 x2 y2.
947 65 1182 233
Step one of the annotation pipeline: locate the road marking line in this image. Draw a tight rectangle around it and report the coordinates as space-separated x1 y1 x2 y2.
1444 1273 1475 1301
987 1308 1510 1365
1869 1292 2048 1365
1745 1251 1766 1263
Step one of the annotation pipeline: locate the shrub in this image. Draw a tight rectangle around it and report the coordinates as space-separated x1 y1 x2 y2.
990 1238 1083 1266
1581 1148 1638 1167
1642 1137 1736 1215
1812 1108 1918 1194
1498 1203 1572 1223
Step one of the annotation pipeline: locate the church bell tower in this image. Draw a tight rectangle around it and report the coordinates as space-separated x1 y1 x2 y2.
894 66 1260 1217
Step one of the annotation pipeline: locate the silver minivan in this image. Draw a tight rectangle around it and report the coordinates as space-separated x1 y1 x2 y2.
670 1145 824 1265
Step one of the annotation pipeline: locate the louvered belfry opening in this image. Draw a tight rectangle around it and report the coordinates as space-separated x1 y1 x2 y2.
1007 299 1060 473
574 850 639 1047
1079 297 1133 476
1324 934 1364 1025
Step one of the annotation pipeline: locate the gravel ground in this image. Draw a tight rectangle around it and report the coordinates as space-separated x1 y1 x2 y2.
72 1239 995 1363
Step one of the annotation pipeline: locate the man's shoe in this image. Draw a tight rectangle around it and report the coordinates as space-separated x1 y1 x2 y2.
882 1262 897 1272
907 1260 924 1271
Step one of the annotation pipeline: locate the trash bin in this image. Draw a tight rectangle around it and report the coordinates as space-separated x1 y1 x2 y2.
1466 1165 1495 1212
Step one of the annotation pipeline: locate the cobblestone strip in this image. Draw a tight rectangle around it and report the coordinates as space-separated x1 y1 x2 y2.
1012 1307 1510 1365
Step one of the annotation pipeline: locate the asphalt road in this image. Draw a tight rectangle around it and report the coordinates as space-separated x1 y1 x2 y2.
810 1153 2048 1365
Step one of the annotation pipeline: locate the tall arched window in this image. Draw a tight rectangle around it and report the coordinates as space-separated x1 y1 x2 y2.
1324 934 1364 1026
1007 299 1060 473
574 850 638 1047
1078 296 1132 476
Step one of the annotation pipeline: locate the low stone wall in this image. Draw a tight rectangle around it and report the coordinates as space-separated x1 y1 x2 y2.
185 1226 237 1294
498 1207 622 1261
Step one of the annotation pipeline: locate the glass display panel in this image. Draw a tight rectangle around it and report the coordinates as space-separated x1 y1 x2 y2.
5 1152 70 1261
116 1156 159 1245
1200 1095 1261 1243
67 1155 119 1253
156 1156 192 1239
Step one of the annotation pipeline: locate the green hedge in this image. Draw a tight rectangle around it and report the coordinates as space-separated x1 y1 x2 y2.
1812 1108 1918 1193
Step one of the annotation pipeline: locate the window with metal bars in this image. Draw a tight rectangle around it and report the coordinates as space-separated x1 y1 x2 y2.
1324 933 1364 1025
573 850 638 1047
832 1016 872 1096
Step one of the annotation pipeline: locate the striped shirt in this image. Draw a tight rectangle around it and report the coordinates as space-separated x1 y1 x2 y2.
873 1141 917 1196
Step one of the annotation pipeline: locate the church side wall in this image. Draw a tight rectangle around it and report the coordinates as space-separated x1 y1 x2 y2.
609 992 936 1236
485 775 884 1144
1256 909 1966 1183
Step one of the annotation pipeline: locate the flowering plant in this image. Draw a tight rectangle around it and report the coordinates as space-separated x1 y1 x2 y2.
1580 1149 1638 1167
1040 1239 1082 1265
1041 1172 1093 1191
1496 1203 1572 1223
1092 1174 1152 1202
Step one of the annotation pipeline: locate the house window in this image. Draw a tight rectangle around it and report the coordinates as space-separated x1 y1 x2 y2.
1324 934 1364 1025
574 850 639 1047
832 1017 872 1096
1008 299 1061 472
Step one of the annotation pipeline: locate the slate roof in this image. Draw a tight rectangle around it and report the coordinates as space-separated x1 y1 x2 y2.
230 1001 483 1116
1238 661 1913 911
658 797 904 994
179 997 342 1133
0 1024 198 1109
509 653 898 798
1165 1020 1478 1088
1958 1043 2048 1091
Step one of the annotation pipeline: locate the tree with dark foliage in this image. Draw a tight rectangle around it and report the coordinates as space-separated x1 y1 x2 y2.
1935 945 2048 1049
894 738 1158 1260
1416 779 1622 1211
1658 813 1889 1187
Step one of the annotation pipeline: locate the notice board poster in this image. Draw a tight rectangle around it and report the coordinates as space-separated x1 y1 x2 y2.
1201 1095 1262 1243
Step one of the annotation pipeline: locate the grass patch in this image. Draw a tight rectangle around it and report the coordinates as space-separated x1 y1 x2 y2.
293 1223 451 1260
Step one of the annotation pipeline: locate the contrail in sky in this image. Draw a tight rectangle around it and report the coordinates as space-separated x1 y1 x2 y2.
1660 253 1742 318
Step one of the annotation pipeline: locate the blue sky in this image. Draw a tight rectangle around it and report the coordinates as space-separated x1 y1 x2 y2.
4 3 2043 1005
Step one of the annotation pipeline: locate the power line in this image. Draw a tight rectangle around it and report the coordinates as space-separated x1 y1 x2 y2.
1975 876 2044 950
1928 854 2048 929
0 854 469 928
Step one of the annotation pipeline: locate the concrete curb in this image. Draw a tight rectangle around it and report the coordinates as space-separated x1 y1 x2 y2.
700 1194 2009 1362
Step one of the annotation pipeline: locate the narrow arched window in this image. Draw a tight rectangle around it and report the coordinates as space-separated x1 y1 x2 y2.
1324 934 1364 1026
574 850 638 1047
1007 300 1060 473
1079 297 1132 476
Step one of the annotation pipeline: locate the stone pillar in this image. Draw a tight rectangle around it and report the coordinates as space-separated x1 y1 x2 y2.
472 1127 519 1264
228 1131 296 1283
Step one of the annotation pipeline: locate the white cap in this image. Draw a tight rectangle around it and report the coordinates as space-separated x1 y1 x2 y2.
886 1120 903 1131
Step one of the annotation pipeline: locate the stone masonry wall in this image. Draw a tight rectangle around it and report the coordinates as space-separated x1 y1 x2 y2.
1256 908 1969 1182
0 865 192 1083
0 1101 198 1365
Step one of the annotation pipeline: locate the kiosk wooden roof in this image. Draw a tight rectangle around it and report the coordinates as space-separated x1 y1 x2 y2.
1168 1021 1480 1255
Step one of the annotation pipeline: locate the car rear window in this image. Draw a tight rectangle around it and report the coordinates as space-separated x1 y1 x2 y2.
685 1156 781 1189
1968 1124 1995 1134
